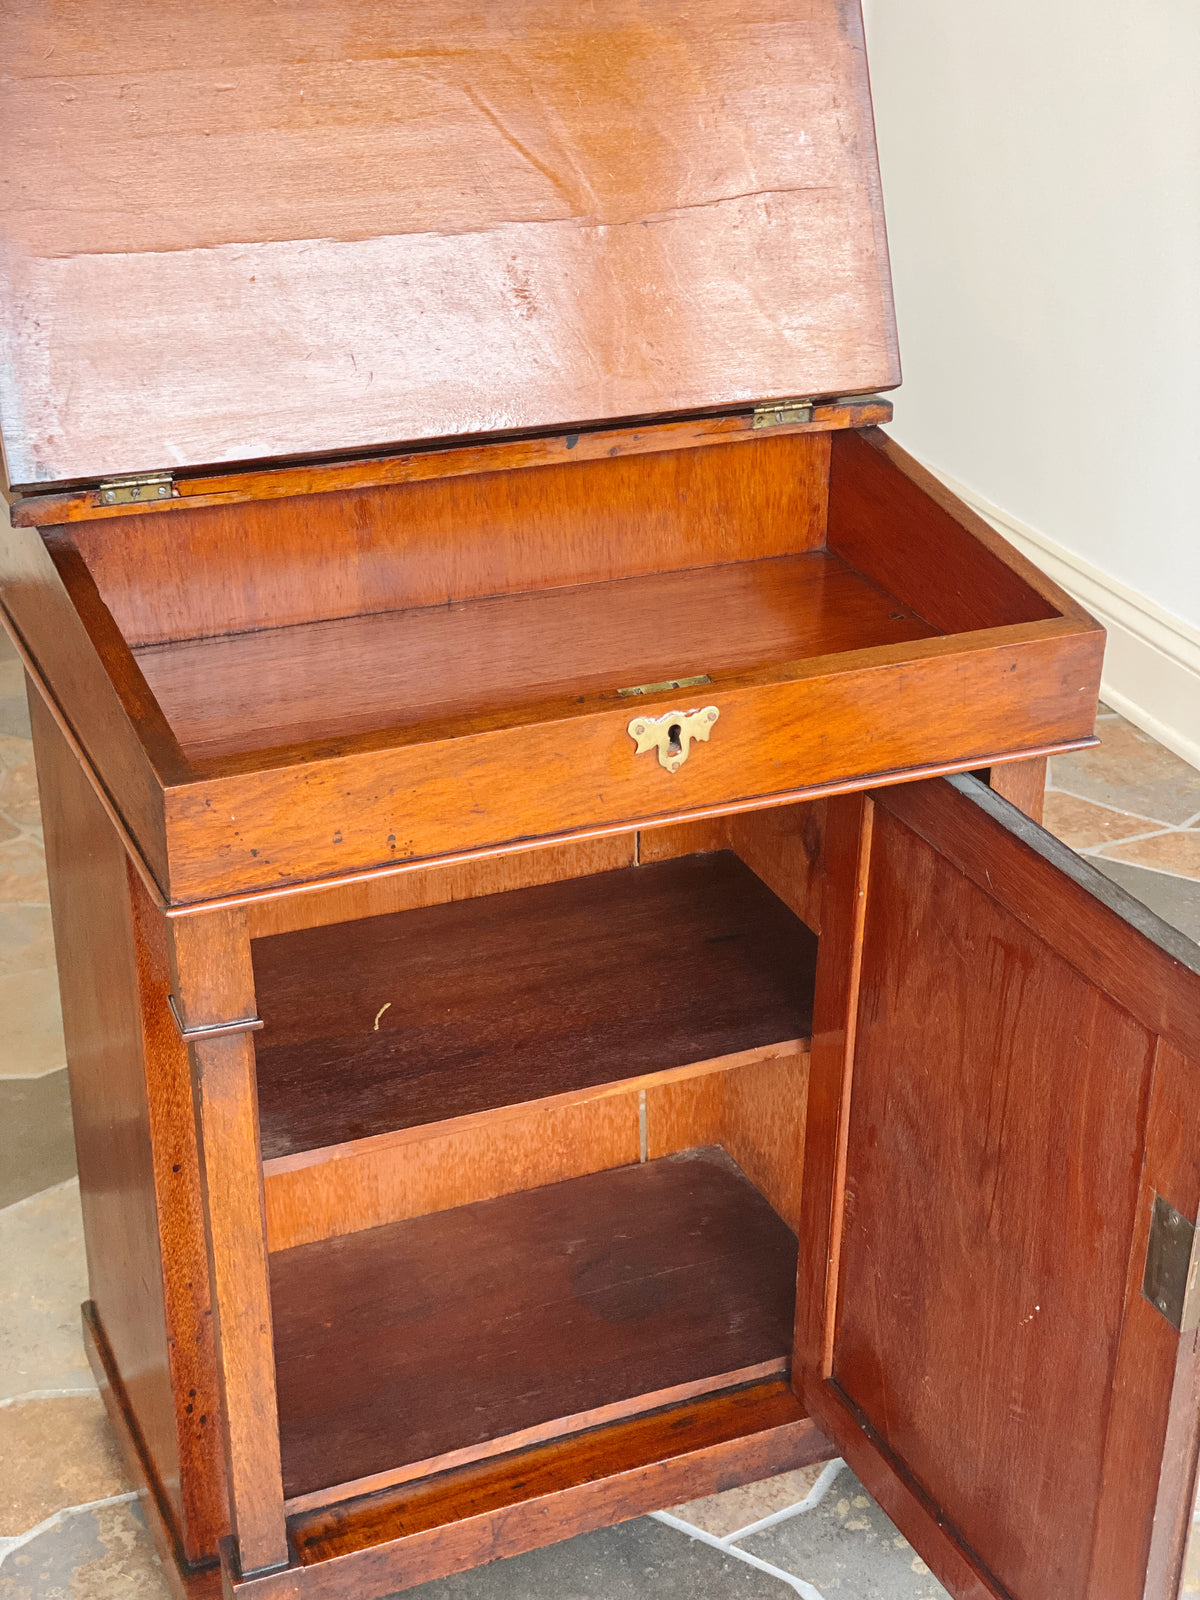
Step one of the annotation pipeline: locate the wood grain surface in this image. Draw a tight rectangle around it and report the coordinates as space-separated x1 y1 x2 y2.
162 621 1102 902
69 431 831 648
262 1041 807 1251
281 1381 830 1596
269 1149 798 1503
84 1307 225 1600
798 775 1200 1600
0 0 897 486
170 910 289 1576
10 400 890 528
251 852 817 1159
245 832 638 940
31 696 188 1543
645 1050 810 1233
137 552 933 760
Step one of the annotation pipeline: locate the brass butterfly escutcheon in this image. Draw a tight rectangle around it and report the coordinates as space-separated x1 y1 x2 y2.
627 706 720 773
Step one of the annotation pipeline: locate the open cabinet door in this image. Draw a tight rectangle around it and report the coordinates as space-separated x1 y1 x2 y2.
796 775 1200 1600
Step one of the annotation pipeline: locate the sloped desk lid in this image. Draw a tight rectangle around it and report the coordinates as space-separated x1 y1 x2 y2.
0 0 898 490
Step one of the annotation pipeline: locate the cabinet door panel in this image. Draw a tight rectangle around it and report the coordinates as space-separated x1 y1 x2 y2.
798 775 1200 1600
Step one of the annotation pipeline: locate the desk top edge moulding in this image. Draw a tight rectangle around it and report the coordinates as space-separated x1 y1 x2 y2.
6 7 1197 1600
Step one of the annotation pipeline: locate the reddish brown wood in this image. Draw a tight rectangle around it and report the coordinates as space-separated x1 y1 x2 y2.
881 777 1200 1062
987 754 1048 822
1092 1038 1200 1599
270 1150 798 1505
125 868 229 1559
0 2 897 486
162 623 1102 902
797 1383 1006 1600
41 531 191 777
263 1084 641 1253
0 528 171 888
728 800 827 933
799 774 1200 1600
245 833 637 940
11 400 891 528
32 693 187 1538
251 852 816 1159
136 553 931 760
791 791 873 1381
645 1050 810 1233
11 430 1105 907
262 1042 804 1252
827 426 1092 631
170 910 288 1578
84 1304 224 1600
638 816 731 863
69 433 832 648
270 1381 832 1597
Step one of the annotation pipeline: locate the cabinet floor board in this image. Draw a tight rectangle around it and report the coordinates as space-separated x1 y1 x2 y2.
133 551 934 760
270 1148 798 1506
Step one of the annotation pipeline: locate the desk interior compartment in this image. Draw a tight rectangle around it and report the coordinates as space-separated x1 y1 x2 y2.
250 816 823 1511
4 416 1104 903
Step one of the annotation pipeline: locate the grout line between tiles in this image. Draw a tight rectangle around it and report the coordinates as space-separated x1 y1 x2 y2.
651 1511 826 1599
721 1458 847 1544
1080 825 1191 852
1042 784 1193 832
0 1490 139 1568
0 1388 98 1408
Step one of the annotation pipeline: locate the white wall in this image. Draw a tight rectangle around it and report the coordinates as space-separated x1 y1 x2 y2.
860 0 1200 765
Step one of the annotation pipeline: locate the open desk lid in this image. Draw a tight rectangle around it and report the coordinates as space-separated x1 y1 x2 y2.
0 0 899 492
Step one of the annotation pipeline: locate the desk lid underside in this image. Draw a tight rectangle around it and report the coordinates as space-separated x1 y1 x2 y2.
0 0 898 490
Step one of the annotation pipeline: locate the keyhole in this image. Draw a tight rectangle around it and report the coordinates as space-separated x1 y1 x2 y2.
666 723 683 757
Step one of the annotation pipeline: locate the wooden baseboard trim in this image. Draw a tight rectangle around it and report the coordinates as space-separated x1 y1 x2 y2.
226 1381 832 1597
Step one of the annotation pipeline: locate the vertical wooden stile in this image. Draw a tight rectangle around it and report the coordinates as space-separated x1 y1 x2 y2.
169 909 289 1578
792 791 873 1382
987 755 1048 822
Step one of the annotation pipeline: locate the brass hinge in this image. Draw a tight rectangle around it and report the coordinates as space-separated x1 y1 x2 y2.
752 397 816 429
1144 1194 1200 1332
95 472 175 507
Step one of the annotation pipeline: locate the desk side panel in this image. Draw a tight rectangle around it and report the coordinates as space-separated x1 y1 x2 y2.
32 697 227 1564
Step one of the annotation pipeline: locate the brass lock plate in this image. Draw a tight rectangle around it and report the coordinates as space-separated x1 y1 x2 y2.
627 706 719 772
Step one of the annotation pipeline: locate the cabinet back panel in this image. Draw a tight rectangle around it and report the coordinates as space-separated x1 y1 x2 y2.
68 433 829 648
262 1045 808 1252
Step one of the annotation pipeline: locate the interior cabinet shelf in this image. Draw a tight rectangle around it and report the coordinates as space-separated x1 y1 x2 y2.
251 852 819 1162
269 1148 799 1509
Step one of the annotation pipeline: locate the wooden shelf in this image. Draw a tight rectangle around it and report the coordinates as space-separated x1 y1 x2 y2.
134 551 935 760
252 852 818 1161
270 1148 799 1507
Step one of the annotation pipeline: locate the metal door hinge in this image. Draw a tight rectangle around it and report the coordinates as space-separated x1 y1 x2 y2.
752 398 815 428
1143 1194 1200 1332
95 472 175 506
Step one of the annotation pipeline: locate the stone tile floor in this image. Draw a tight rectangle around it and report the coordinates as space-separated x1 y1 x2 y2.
1 619 1199 1596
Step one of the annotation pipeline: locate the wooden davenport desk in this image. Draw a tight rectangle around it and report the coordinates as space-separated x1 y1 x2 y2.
2 4 1199 1598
